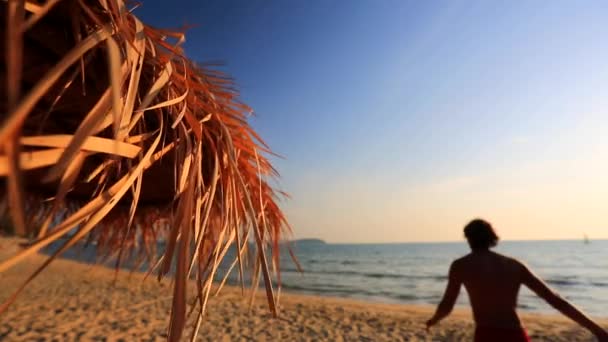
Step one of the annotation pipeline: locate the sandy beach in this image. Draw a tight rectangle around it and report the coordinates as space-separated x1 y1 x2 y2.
0 238 604 341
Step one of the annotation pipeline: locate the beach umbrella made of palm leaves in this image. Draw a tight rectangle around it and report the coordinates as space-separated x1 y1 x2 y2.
0 0 294 340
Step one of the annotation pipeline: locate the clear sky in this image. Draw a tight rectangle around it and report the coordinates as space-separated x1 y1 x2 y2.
137 0 608 243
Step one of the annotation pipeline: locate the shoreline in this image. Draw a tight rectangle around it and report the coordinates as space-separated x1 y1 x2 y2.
0 238 606 341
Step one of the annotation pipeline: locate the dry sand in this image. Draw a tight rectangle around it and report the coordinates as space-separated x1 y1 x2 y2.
0 237 605 341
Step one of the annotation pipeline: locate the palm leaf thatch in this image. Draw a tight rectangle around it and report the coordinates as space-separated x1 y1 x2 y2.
0 0 293 340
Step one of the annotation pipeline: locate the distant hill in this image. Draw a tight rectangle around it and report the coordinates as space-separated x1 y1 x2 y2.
290 238 326 245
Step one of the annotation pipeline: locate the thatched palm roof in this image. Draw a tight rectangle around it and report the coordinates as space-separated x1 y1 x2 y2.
0 0 292 340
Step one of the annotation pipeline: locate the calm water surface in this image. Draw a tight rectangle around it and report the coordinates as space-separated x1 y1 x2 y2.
46 239 608 317
274 240 608 317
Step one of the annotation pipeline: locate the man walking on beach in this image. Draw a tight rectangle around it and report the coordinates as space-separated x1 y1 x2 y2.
426 219 608 342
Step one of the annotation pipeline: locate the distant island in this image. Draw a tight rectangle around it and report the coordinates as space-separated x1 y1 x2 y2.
289 238 326 245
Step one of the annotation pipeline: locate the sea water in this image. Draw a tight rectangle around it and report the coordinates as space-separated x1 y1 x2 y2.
45 239 608 317
274 240 608 317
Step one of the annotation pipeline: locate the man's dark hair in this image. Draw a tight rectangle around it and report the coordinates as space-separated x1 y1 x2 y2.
463 219 499 250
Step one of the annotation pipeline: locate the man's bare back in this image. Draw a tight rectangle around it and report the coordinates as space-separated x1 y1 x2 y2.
452 250 524 328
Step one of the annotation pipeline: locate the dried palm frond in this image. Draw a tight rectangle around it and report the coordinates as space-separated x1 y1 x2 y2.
0 0 292 340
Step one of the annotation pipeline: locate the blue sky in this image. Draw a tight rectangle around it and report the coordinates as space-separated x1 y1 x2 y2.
137 1 608 242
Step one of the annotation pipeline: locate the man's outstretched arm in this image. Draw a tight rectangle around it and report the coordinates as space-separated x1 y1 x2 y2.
427 262 461 328
521 264 608 340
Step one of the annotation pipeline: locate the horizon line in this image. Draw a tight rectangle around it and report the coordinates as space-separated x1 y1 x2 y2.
293 237 608 245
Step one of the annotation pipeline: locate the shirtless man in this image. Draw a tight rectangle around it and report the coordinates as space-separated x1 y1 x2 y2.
426 219 608 342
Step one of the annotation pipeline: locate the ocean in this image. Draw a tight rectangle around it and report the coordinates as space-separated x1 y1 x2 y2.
45 239 608 318
273 239 608 318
